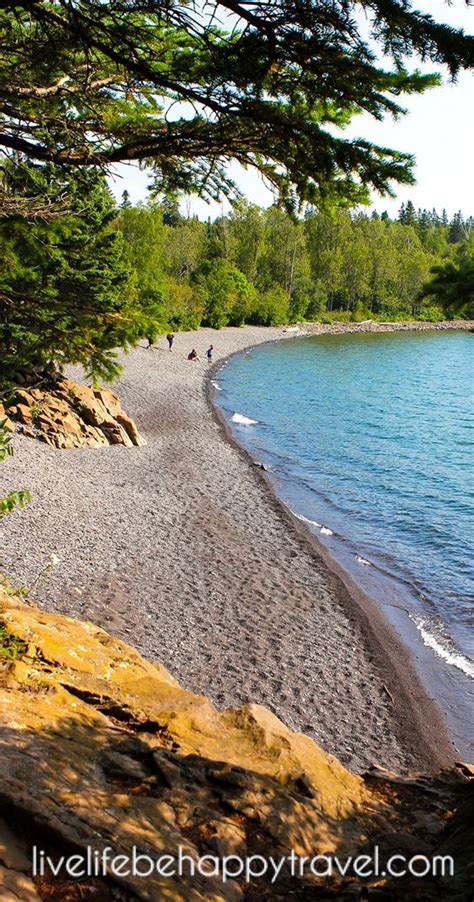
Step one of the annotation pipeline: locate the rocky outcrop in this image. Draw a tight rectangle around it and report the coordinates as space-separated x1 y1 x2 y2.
2 378 146 449
0 592 472 901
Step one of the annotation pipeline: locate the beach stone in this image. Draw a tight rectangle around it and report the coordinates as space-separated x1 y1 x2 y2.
0 590 471 901
4 377 145 450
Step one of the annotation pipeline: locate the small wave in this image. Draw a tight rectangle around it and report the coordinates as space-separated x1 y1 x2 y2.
410 616 474 679
292 512 322 528
292 512 334 535
211 380 222 391
356 555 372 566
231 412 258 426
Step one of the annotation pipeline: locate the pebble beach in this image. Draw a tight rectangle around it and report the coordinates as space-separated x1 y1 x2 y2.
2 322 467 773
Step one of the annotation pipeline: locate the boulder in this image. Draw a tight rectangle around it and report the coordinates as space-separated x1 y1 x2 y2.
0 591 471 901
3 378 146 450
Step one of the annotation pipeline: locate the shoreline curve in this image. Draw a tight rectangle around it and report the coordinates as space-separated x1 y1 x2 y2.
207 325 470 770
2 320 472 775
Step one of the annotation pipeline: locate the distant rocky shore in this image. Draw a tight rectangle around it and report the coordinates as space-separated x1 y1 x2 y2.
301 319 474 336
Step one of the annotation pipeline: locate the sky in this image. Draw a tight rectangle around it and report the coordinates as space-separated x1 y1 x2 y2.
107 0 474 220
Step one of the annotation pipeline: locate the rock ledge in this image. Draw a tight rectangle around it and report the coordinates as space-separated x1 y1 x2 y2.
0 592 472 900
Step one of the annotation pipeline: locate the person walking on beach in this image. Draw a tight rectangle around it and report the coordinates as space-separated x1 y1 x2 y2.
206 344 214 363
146 336 154 350
166 332 174 351
187 349 200 361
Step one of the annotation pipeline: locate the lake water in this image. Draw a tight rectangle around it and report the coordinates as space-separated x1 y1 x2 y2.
214 330 474 756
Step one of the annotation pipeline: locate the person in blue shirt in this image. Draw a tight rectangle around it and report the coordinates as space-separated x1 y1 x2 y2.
206 344 214 362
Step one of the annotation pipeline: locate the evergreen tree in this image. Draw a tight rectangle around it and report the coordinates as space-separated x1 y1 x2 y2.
161 195 182 228
1 2 473 209
0 163 139 386
449 212 466 244
404 200 417 225
422 245 474 316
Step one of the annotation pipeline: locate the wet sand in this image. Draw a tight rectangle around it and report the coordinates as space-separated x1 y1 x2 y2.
2 323 467 772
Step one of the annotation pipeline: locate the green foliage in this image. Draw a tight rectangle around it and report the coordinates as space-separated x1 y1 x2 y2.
250 286 291 326
1 3 473 209
0 162 144 385
118 203 168 336
113 200 473 333
0 421 31 516
0 419 14 464
422 244 474 316
1 168 471 392
0 622 28 661
1 490 31 517
0 573 29 600
163 278 205 332
197 260 257 329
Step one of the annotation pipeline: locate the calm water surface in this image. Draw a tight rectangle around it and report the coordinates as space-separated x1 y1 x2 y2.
215 331 474 752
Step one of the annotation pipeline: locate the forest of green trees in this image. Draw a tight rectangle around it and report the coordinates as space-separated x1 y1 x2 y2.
118 193 474 335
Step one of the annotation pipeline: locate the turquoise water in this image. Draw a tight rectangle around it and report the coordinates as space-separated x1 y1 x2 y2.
215 331 474 750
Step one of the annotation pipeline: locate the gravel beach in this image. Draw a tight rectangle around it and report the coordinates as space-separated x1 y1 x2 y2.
1 323 464 773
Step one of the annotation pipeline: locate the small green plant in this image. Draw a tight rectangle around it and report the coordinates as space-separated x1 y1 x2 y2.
0 572 29 599
0 556 59 602
30 403 42 420
0 622 28 661
28 554 60 597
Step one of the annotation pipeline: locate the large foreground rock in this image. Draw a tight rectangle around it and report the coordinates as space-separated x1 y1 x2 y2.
0 592 471 900
3 378 146 449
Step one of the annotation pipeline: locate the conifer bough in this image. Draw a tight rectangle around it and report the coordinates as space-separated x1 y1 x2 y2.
1 1 474 206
